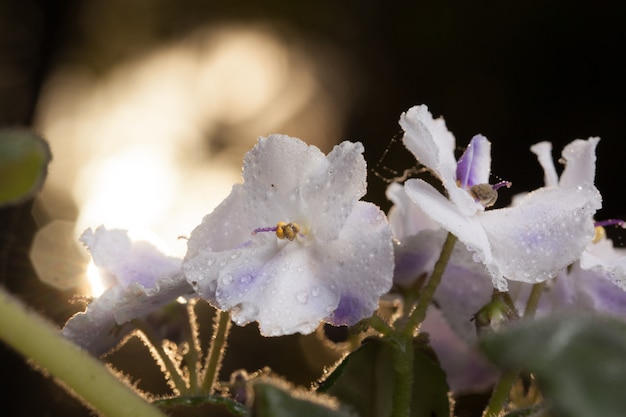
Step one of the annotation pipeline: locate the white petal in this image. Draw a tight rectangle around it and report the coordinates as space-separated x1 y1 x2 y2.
195 202 393 336
477 184 601 286
215 244 339 336
530 141 559 187
399 105 456 179
580 237 626 290
321 201 394 327
80 226 182 290
403 178 497 286
241 135 366 242
386 182 438 240
559 137 600 187
62 273 192 355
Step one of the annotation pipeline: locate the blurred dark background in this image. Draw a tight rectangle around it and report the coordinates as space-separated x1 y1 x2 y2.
2 0 625 415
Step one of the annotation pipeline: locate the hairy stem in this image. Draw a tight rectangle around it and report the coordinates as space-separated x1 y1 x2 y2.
391 335 414 417
133 319 189 395
201 308 232 393
404 232 457 336
184 301 202 393
0 288 167 417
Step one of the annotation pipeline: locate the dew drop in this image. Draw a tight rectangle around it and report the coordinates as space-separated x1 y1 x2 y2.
231 251 241 259
207 258 215 266
296 290 309 304
311 287 321 297
221 274 233 285
239 274 252 285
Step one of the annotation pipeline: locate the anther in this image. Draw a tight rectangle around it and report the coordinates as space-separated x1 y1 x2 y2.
470 184 499 208
592 219 625 243
252 221 302 241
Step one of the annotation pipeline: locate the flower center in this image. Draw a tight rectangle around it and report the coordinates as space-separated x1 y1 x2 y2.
252 221 302 241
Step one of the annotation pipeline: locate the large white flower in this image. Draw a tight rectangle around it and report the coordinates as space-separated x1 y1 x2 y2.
182 134 394 336
62 227 191 355
530 138 626 290
400 105 602 290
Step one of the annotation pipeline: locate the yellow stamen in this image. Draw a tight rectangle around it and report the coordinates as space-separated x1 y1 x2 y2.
276 221 300 241
592 226 606 243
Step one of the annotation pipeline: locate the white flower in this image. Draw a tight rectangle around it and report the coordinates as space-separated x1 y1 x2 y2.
182 134 394 336
399 105 602 290
505 138 626 318
62 226 190 354
530 138 626 289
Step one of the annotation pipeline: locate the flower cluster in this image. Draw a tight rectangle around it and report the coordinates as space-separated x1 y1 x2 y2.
64 134 394 349
57 104 626 417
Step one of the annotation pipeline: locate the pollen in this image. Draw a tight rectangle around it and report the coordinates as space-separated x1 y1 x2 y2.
592 226 606 243
470 183 498 208
276 221 300 241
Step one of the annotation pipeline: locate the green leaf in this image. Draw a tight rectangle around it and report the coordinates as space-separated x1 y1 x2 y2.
479 313 626 417
253 380 355 417
318 337 450 417
0 128 51 207
152 394 248 415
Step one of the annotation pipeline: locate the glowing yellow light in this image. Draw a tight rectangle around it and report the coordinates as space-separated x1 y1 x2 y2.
33 25 347 292
86 261 105 298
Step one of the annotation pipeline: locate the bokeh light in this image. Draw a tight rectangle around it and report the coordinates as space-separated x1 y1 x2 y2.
30 24 352 294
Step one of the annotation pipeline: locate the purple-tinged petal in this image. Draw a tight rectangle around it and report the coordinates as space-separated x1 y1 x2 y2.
63 227 191 355
80 227 182 291
392 229 444 287
456 135 491 189
421 307 498 394
477 184 601 286
530 141 559 187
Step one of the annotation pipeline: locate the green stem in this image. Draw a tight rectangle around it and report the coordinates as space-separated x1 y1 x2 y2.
132 319 189 395
369 314 394 337
482 369 518 417
404 232 458 336
184 301 202 393
523 282 546 319
0 288 168 417
391 335 414 417
201 308 232 393
482 281 547 416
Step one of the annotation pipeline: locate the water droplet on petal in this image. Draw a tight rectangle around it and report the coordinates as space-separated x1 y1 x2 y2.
296 290 309 304
311 287 321 297
231 302 259 325
221 274 233 285
207 258 215 266
231 251 241 259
